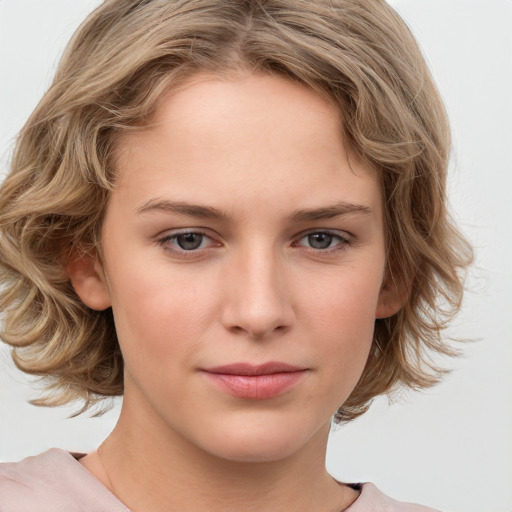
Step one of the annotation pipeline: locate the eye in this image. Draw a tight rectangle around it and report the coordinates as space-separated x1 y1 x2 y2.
174 232 206 250
295 231 351 252
158 230 218 254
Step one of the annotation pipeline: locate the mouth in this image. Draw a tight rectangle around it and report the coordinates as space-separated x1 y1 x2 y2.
201 362 308 400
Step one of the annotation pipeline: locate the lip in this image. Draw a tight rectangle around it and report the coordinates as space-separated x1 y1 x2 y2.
201 362 308 400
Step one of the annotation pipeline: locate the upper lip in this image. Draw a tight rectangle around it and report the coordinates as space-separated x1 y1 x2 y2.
202 362 306 376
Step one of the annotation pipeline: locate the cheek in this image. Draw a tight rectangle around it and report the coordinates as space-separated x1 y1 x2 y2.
107 263 219 368
298 264 382 381
300 262 382 334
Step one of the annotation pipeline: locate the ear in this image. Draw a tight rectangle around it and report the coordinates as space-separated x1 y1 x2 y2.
66 250 112 311
375 278 407 319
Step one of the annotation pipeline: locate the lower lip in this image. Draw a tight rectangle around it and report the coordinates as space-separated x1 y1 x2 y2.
202 371 307 400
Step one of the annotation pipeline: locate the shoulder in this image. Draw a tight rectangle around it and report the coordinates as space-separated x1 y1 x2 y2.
0 449 129 512
0 449 70 511
346 483 441 512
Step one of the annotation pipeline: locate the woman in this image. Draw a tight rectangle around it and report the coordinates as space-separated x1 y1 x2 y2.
0 1 472 510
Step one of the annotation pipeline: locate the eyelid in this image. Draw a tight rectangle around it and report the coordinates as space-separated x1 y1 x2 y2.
155 227 353 258
293 229 353 252
157 228 222 256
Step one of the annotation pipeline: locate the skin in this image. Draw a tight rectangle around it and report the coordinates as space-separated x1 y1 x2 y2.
69 72 401 512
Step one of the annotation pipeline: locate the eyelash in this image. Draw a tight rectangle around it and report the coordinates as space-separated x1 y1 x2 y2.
157 229 352 257
157 230 216 258
293 230 352 254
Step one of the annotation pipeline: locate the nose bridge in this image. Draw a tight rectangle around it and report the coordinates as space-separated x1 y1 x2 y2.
221 242 294 339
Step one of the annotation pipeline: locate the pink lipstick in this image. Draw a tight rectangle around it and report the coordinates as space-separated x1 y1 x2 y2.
201 363 307 400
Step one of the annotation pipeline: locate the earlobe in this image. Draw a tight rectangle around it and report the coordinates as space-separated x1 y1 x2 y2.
66 250 112 311
375 281 406 319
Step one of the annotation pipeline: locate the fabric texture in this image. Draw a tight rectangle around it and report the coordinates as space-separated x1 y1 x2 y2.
0 449 440 511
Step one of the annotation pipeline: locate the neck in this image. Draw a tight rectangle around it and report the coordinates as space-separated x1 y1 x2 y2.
91 401 356 512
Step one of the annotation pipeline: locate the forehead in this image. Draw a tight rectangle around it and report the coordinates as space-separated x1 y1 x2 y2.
151 71 340 133
117 72 343 161
111 72 381 219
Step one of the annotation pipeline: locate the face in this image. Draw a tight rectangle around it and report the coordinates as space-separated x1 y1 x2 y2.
72 72 400 463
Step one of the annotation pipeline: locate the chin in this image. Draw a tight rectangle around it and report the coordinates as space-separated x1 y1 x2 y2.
199 416 323 464
208 439 302 464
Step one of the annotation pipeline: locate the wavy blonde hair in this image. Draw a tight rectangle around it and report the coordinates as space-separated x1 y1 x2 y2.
0 0 472 420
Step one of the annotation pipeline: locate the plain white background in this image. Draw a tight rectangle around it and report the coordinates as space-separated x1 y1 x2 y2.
0 1 511 511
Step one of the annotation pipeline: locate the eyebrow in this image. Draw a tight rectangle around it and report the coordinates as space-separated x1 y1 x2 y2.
137 199 371 221
289 202 372 222
137 199 226 219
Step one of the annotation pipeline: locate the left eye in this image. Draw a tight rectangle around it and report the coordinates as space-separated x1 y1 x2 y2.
297 232 348 250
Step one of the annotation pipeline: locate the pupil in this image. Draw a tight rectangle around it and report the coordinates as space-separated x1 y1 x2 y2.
308 233 332 249
177 233 203 250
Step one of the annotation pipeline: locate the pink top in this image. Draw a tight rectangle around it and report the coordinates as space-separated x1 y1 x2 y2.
0 449 439 511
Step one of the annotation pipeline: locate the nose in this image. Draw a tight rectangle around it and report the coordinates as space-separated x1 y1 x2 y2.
220 248 295 340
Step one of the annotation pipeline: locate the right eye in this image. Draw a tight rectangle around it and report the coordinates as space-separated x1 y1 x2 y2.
157 230 219 255
172 232 207 250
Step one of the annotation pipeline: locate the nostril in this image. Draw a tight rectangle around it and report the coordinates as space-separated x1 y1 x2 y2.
219 270 296 338
226 322 289 340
